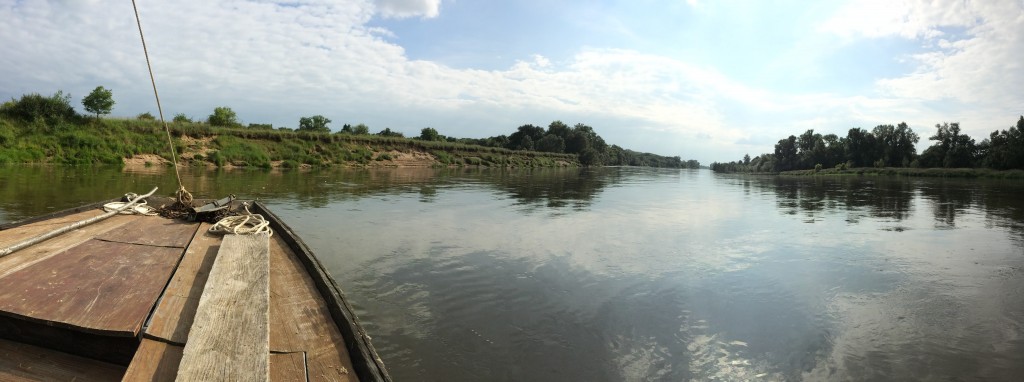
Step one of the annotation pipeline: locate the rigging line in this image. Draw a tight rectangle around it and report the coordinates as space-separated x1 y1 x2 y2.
131 0 187 198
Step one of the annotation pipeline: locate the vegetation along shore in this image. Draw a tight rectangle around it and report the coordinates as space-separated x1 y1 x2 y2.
711 116 1024 178
0 90 700 169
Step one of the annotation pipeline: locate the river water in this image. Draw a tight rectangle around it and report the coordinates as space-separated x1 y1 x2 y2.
1 165 1023 381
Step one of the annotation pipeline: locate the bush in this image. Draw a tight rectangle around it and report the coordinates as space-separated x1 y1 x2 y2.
0 91 79 126
137 112 156 120
172 113 193 123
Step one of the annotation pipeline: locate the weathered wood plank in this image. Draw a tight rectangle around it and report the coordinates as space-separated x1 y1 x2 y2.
0 214 142 279
122 339 183 382
144 222 220 344
0 239 184 336
271 352 308 382
96 216 199 248
176 233 270 382
0 337 126 381
269 235 358 382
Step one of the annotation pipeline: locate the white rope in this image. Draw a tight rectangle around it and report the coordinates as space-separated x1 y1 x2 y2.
103 193 158 216
209 203 273 236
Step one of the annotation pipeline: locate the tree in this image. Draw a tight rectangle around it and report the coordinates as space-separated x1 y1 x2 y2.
208 106 238 126
298 115 331 133
535 134 565 153
172 113 192 123
352 123 369 135
419 127 443 141
507 124 545 150
376 128 404 137
774 135 798 171
81 86 114 119
0 91 78 126
922 122 975 168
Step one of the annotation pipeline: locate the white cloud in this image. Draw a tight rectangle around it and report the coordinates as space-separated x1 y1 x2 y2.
1 0 1020 163
819 0 1024 138
374 0 442 19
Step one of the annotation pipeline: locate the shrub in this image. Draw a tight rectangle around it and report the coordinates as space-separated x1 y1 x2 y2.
0 91 79 126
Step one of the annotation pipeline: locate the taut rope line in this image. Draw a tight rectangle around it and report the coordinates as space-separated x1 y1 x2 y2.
131 0 192 205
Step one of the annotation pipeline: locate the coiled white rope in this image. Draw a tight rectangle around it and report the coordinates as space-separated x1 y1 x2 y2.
102 193 158 215
209 203 273 236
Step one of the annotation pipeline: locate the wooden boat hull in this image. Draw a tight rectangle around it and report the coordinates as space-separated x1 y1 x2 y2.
0 198 391 381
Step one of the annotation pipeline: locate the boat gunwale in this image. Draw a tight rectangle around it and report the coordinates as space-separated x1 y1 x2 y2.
252 200 392 382
1 197 392 381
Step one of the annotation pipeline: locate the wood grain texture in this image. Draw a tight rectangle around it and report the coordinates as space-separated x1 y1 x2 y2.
122 339 183 382
0 213 142 279
0 239 185 336
269 235 358 382
271 352 309 382
144 223 220 344
96 216 199 248
0 337 126 381
176 233 271 382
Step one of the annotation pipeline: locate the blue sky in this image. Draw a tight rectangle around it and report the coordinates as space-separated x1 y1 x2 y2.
2 0 1022 163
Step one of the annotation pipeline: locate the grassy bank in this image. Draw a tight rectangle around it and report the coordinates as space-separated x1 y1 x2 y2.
0 117 579 168
780 166 1024 179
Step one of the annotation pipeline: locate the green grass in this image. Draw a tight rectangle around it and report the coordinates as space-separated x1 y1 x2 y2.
0 116 581 168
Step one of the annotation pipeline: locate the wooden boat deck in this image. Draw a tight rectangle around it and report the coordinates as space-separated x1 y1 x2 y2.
0 203 380 381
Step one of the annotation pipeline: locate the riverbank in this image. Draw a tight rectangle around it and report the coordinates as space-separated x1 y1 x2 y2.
0 118 579 168
780 167 1024 179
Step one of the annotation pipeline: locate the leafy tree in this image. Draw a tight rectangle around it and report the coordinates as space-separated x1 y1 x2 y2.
419 127 443 141
774 135 798 171
298 115 331 133
924 122 975 168
845 128 877 167
172 113 192 123
352 123 369 135
535 134 565 153
579 147 601 166
0 91 78 126
507 124 545 150
547 120 570 138
137 112 155 120
208 106 238 127
376 128 404 137
81 86 114 119
979 116 1024 169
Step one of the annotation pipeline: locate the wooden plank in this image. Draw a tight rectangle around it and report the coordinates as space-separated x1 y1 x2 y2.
96 216 199 248
144 222 220 344
271 352 308 382
0 214 142 279
253 201 388 382
122 339 183 382
122 341 308 382
176 233 270 382
268 234 358 382
0 337 126 381
0 239 185 336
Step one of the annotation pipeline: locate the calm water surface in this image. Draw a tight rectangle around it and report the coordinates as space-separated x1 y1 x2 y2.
2 166 1023 381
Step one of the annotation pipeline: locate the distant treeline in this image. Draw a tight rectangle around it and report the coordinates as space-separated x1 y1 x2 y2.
443 121 699 168
0 90 697 169
711 116 1024 173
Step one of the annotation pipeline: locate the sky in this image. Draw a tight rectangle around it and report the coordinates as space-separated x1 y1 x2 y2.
1 0 1022 163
